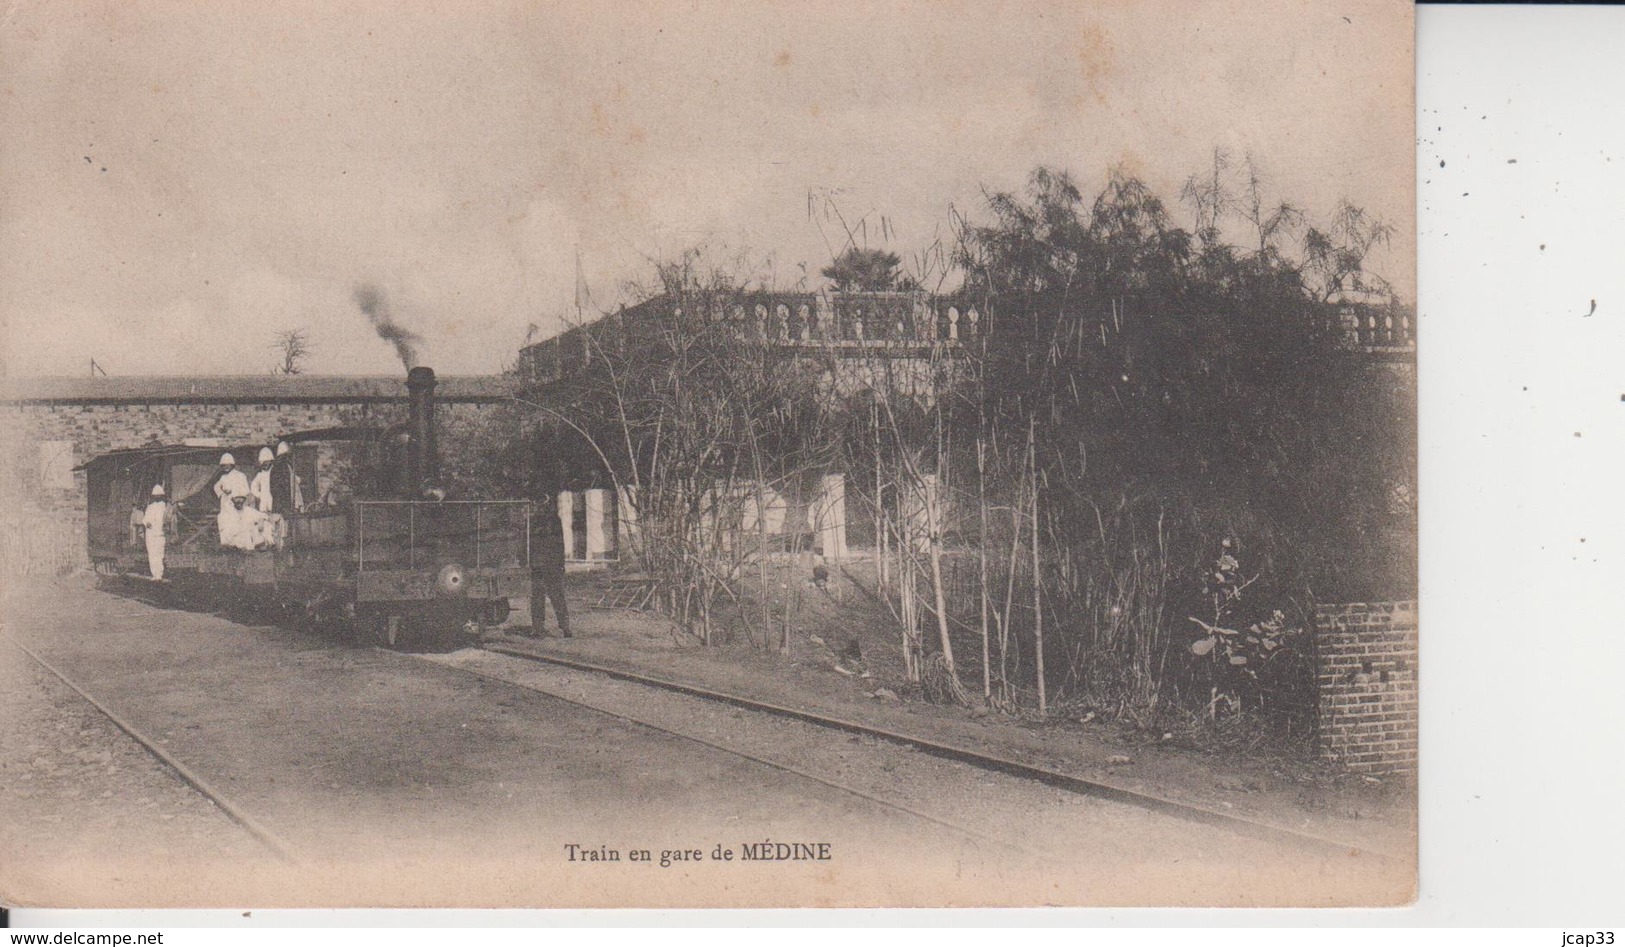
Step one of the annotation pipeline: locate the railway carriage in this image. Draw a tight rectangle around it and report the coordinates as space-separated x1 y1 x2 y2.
80 368 531 650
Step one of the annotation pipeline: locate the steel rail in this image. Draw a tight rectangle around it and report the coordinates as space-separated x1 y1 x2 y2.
406 651 1054 865
5 635 303 866
482 642 1373 859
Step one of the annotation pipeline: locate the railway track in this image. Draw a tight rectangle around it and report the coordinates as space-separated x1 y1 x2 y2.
401 649 1066 865
478 641 1371 860
6 635 302 866
6 623 1051 869
5 603 1371 874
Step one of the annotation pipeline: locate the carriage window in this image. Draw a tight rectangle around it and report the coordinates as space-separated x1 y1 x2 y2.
38 441 75 490
169 463 217 504
318 443 364 505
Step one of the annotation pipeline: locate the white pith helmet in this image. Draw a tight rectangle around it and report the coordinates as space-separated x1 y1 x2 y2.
220 453 236 466
258 447 274 464
151 484 165 497
275 441 291 457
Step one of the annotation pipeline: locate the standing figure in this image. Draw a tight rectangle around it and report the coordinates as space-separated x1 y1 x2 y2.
250 447 275 511
271 441 304 513
128 499 145 549
249 446 285 547
213 453 250 544
141 484 169 580
527 491 572 638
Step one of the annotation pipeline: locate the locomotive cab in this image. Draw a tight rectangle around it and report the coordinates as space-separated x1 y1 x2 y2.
279 367 532 649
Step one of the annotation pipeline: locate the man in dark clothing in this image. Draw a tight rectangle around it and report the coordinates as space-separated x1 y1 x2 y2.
527 492 572 637
269 442 304 513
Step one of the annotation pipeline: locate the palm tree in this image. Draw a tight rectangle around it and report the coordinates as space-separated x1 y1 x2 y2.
821 247 903 292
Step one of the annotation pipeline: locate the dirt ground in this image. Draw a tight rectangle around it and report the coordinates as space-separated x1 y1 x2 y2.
514 560 1418 858
1 576 1414 908
0 628 272 906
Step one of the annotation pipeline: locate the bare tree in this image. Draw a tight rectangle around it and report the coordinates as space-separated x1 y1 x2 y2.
547 249 839 649
1239 155 1304 261
1181 146 1235 244
271 329 314 375
1182 149 1303 262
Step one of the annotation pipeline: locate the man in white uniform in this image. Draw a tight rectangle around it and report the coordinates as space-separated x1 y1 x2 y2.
248 446 283 546
238 495 276 550
141 484 169 580
221 494 272 551
250 446 275 512
213 453 250 545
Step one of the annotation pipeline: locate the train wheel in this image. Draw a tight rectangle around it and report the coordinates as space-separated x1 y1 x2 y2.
356 613 399 649
480 598 512 627
455 620 479 650
410 617 482 654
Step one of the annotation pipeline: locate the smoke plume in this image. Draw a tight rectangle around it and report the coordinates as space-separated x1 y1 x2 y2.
353 284 423 370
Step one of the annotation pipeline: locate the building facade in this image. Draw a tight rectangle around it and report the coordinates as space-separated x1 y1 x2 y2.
516 291 987 560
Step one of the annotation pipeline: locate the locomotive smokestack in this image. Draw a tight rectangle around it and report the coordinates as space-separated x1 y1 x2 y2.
406 366 438 496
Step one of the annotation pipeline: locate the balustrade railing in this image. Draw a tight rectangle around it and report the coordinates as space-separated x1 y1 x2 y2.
520 293 1412 387
521 292 981 384
1339 306 1415 349
676 293 981 346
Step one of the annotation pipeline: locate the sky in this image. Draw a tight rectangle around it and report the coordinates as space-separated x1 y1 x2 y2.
0 0 1414 377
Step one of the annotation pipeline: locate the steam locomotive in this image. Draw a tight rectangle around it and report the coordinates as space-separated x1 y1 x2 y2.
81 367 532 650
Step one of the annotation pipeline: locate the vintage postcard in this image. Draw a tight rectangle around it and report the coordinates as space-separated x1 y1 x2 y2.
0 0 1416 908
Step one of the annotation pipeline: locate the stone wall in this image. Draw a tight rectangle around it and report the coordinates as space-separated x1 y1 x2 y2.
1314 601 1419 775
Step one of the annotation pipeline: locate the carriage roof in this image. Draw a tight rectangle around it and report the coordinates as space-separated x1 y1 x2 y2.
75 443 245 474
75 427 395 473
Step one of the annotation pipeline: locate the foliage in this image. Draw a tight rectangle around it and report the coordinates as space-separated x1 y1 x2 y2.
1187 541 1308 721
821 247 904 292
514 157 1412 750
948 161 1413 734
548 248 840 648
1302 199 1397 302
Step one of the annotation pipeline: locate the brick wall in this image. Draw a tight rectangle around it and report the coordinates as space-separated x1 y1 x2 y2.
1314 601 1418 775
0 399 498 572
